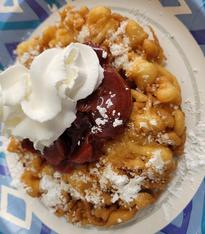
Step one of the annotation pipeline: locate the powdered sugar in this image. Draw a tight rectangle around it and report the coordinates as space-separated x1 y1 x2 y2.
108 21 132 71
110 20 128 41
113 54 132 70
113 118 123 127
40 175 68 211
157 133 174 145
101 164 144 203
184 121 205 170
110 43 129 57
9 154 25 189
70 172 90 183
95 118 108 127
103 164 129 186
85 189 103 205
92 103 123 132
92 106 109 133
96 106 108 119
118 176 145 203
91 125 102 134
102 50 108 59
161 119 205 220
105 98 113 108
40 173 89 212
146 150 165 174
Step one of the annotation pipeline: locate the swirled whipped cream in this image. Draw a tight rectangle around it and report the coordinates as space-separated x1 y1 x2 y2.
0 43 104 152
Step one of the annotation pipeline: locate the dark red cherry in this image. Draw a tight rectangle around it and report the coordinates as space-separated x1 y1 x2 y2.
43 138 67 166
77 65 132 139
21 139 38 154
70 141 93 164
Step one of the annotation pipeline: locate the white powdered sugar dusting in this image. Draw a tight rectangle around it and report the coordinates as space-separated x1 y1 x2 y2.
112 54 132 70
118 176 145 203
101 164 144 203
184 121 205 170
108 21 132 70
40 175 69 211
102 50 108 59
113 118 123 127
92 103 123 133
146 150 165 174
85 189 103 205
91 125 102 134
95 118 108 126
110 43 129 57
96 106 108 119
40 174 87 212
105 98 113 108
9 154 25 189
70 173 90 183
92 106 109 133
110 20 128 41
66 185 84 201
157 133 174 145
103 164 129 186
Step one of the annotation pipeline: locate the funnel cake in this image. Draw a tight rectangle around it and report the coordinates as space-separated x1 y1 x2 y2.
7 5 186 227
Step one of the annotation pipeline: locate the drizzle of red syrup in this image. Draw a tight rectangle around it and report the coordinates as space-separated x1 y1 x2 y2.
21 44 132 173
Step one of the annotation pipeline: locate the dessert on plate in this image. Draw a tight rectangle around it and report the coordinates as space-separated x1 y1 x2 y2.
0 4 186 227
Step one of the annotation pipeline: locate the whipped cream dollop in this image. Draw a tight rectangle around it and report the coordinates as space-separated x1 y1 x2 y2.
0 43 104 152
